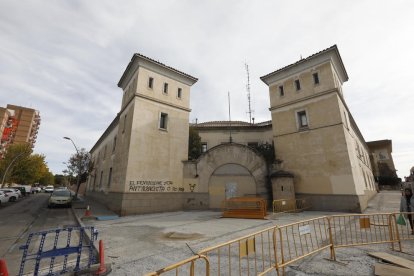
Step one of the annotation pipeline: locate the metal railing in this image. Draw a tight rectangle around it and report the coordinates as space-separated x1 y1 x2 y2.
145 255 210 276
222 197 267 219
148 212 414 276
272 198 311 214
198 226 277 275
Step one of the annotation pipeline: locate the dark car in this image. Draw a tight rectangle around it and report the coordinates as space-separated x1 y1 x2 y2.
14 187 27 197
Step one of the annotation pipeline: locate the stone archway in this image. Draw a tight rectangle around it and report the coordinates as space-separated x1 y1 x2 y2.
196 143 269 208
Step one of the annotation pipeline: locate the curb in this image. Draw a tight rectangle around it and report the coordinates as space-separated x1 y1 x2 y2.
71 205 99 257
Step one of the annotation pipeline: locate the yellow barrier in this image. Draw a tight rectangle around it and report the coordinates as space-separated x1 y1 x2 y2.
272 198 311 214
260 216 334 275
148 212 414 276
329 213 399 250
393 212 414 250
198 226 278 275
145 255 210 276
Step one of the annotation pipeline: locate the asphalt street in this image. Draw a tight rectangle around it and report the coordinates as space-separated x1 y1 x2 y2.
0 192 78 275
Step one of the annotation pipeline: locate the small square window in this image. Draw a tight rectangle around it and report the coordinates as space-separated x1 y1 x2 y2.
295 79 301 91
160 113 168 129
163 83 169 94
201 143 207 153
148 77 154 89
278 86 284 97
297 111 308 128
313 73 320 85
177 88 182 99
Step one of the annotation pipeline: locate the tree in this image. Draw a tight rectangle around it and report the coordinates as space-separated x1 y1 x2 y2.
0 144 54 187
64 148 91 196
251 142 276 166
188 127 202 160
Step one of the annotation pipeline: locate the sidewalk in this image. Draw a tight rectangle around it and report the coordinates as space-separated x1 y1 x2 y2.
71 191 413 275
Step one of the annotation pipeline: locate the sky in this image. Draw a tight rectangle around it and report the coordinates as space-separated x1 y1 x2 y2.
0 0 413 179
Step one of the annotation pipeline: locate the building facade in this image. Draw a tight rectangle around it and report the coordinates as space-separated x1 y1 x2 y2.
0 105 40 158
261 45 376 212
87 45 381 215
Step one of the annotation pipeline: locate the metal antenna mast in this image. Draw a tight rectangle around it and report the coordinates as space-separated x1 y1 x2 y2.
245 63 254 124
228 91 233 143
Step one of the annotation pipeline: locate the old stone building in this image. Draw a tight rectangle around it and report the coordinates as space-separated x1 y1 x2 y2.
87 45 381 215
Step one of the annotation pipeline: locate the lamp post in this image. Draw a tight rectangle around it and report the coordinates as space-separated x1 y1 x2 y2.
63 137 81 199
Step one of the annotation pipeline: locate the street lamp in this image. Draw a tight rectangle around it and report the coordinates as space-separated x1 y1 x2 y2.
1 151 26 187
63 136 81 199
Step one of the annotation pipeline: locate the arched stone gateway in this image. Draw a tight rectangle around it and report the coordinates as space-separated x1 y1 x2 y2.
195 143 269 209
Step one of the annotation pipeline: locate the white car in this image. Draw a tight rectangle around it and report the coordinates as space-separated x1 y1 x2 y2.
48 190 72 208
44 185 54 193
12 188 22 198
0 191 8 205
0 189 19 202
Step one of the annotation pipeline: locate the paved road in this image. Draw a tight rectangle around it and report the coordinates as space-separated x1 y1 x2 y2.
0 192 78 275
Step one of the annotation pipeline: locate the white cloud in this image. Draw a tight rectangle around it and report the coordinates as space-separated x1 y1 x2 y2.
0 0 413 178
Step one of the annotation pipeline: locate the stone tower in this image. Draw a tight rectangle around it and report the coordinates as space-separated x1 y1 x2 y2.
261 45 376 212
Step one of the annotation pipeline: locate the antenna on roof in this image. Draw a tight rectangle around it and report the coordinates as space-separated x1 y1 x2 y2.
228 91 233 143
245 63 254 124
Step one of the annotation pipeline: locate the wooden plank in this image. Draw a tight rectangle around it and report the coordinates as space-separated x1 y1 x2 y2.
374 263 413 276
368 252 414 270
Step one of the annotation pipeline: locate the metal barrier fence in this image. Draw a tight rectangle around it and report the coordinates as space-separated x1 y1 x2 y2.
198 226 277 275
18 226 98 276
146 255 210 276
148 212 414 276
263 216 334 275
272 198 311 214
222 197 267 219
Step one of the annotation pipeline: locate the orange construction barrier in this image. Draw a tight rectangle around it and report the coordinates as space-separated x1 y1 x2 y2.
222 197 267 219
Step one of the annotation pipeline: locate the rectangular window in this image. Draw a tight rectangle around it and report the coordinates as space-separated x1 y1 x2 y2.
294 79 301 91
278 86 284 97
313 73 320 85
163 83 169 94
177 88 182 99
103 145 107 159
297 111 308 128
112 136 117 153
99 171 103 188
201 143 207 153
107 168 112 187
159 113 168 129
148 77 154 89
123 114 127 133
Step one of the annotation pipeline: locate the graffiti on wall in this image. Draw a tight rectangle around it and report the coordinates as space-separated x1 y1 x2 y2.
128 180 184 192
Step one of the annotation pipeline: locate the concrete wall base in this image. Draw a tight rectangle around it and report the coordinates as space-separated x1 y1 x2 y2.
296 193 375 213
87 191 210 216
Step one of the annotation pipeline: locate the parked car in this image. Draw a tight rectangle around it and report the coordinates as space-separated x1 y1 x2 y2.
14 186 27 197
0 191 9 205
44 185 54 193
31 187 41 193
0 189 19 202
48 190 72 208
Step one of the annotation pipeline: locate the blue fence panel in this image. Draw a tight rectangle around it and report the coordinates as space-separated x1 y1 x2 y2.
18 226 98 276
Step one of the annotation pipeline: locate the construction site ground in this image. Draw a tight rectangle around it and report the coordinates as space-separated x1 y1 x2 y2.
73 191 414 275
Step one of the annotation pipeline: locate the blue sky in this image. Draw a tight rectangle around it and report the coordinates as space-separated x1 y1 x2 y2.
0 0 413 178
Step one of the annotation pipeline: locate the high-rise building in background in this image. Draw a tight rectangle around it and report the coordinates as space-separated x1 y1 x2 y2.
0 104 41 158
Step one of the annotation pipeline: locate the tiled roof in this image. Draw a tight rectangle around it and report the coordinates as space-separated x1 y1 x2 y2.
191 120 272 128
260 45 347 82
118 53 198 87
